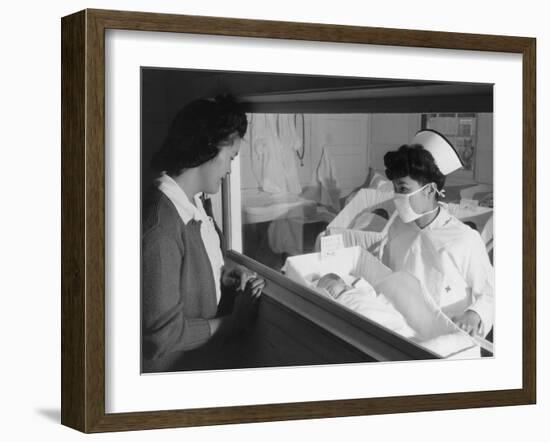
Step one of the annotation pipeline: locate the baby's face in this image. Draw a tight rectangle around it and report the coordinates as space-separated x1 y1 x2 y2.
316 273 350 299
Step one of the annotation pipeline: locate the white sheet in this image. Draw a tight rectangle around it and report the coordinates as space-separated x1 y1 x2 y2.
375 271 480 358
446 202 494 248
333 283 417 338
329 188 395 230
320 189 397 254
241 190 317 224
314 147 341 212
284 247 481 358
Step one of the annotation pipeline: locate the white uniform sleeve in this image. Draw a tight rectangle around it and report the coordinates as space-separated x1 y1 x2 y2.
461 230 495 336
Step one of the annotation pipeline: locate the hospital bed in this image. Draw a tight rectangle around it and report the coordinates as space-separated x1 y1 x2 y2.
241 189 335 269
241 189 319 224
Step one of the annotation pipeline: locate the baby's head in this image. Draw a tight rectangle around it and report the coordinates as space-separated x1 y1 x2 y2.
316 273 350 299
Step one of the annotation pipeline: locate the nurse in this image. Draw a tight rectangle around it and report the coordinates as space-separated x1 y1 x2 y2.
142 96 265 373
382 130 494 338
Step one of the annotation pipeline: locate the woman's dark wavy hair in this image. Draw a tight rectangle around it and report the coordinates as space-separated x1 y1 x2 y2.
151 95 247 176
383 144 446 192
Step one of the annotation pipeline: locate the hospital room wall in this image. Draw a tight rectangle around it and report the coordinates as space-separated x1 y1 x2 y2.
307 114 370 198
474 113 493 185
435 112 493 186
367 113 422 174
238 113 425 199
367 112 494 187
144 105 492 225
239 114 370 199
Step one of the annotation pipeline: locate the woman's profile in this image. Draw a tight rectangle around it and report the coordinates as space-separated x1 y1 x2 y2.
142 95 265 373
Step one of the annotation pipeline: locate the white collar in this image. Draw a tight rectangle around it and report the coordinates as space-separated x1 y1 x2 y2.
156 173 207 224
398 203 452 233
424 203 453 231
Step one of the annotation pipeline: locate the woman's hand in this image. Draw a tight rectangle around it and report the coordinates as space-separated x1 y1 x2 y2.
452 310 483 336
231 277 265 332
222 265 260 292
210 276 266 338
245 276 265 298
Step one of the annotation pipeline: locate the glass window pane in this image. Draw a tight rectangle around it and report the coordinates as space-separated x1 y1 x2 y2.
237 113 419 272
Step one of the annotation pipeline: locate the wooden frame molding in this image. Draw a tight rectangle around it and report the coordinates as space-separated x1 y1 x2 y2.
61 8 536 433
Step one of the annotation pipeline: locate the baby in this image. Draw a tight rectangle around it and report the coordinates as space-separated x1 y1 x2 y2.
315 273 352 299
314 272 416 339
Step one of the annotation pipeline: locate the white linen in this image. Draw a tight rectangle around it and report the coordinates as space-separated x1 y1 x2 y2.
334 283 417 338
314 147 341 212
283 246 392 291
284 247 480 358
374 271 480 358
241 190 317 224
322 228 387 256
348 211 390 232
246 114 288 194
321 189 397 256
277 114 303 194
446 202 494 251
267 218 304 255
328 188 395 230
245 113 302 194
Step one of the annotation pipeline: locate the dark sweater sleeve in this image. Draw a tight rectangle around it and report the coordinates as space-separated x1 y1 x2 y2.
142 225 212 360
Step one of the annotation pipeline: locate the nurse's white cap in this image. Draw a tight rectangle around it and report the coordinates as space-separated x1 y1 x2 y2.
412 129 463 175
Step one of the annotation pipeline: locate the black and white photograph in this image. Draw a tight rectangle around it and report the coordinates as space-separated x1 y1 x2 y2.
0 0 540 442
2 0 545 438
140 68 495 373
48 2 539 437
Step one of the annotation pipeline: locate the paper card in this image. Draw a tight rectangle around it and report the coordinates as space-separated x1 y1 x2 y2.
320 233 344 259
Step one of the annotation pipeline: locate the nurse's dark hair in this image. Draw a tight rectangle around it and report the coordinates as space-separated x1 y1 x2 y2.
384 144 446 193
151 94 247 176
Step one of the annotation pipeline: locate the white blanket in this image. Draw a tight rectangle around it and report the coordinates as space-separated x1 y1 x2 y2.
375 271 480 358
328 282 417 339
283 247 482 359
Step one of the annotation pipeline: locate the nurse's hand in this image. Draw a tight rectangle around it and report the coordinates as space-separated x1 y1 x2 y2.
222 265 259 292
452 310 483 336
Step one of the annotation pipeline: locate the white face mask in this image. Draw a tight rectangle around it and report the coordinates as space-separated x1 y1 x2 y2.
393 183 439 223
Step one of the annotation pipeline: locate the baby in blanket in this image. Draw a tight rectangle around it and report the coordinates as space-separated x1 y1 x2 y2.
314 272 478 357
315 273 351 299
314 273 416 338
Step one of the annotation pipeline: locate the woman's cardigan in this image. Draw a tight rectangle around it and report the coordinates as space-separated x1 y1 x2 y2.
141 188 222 373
